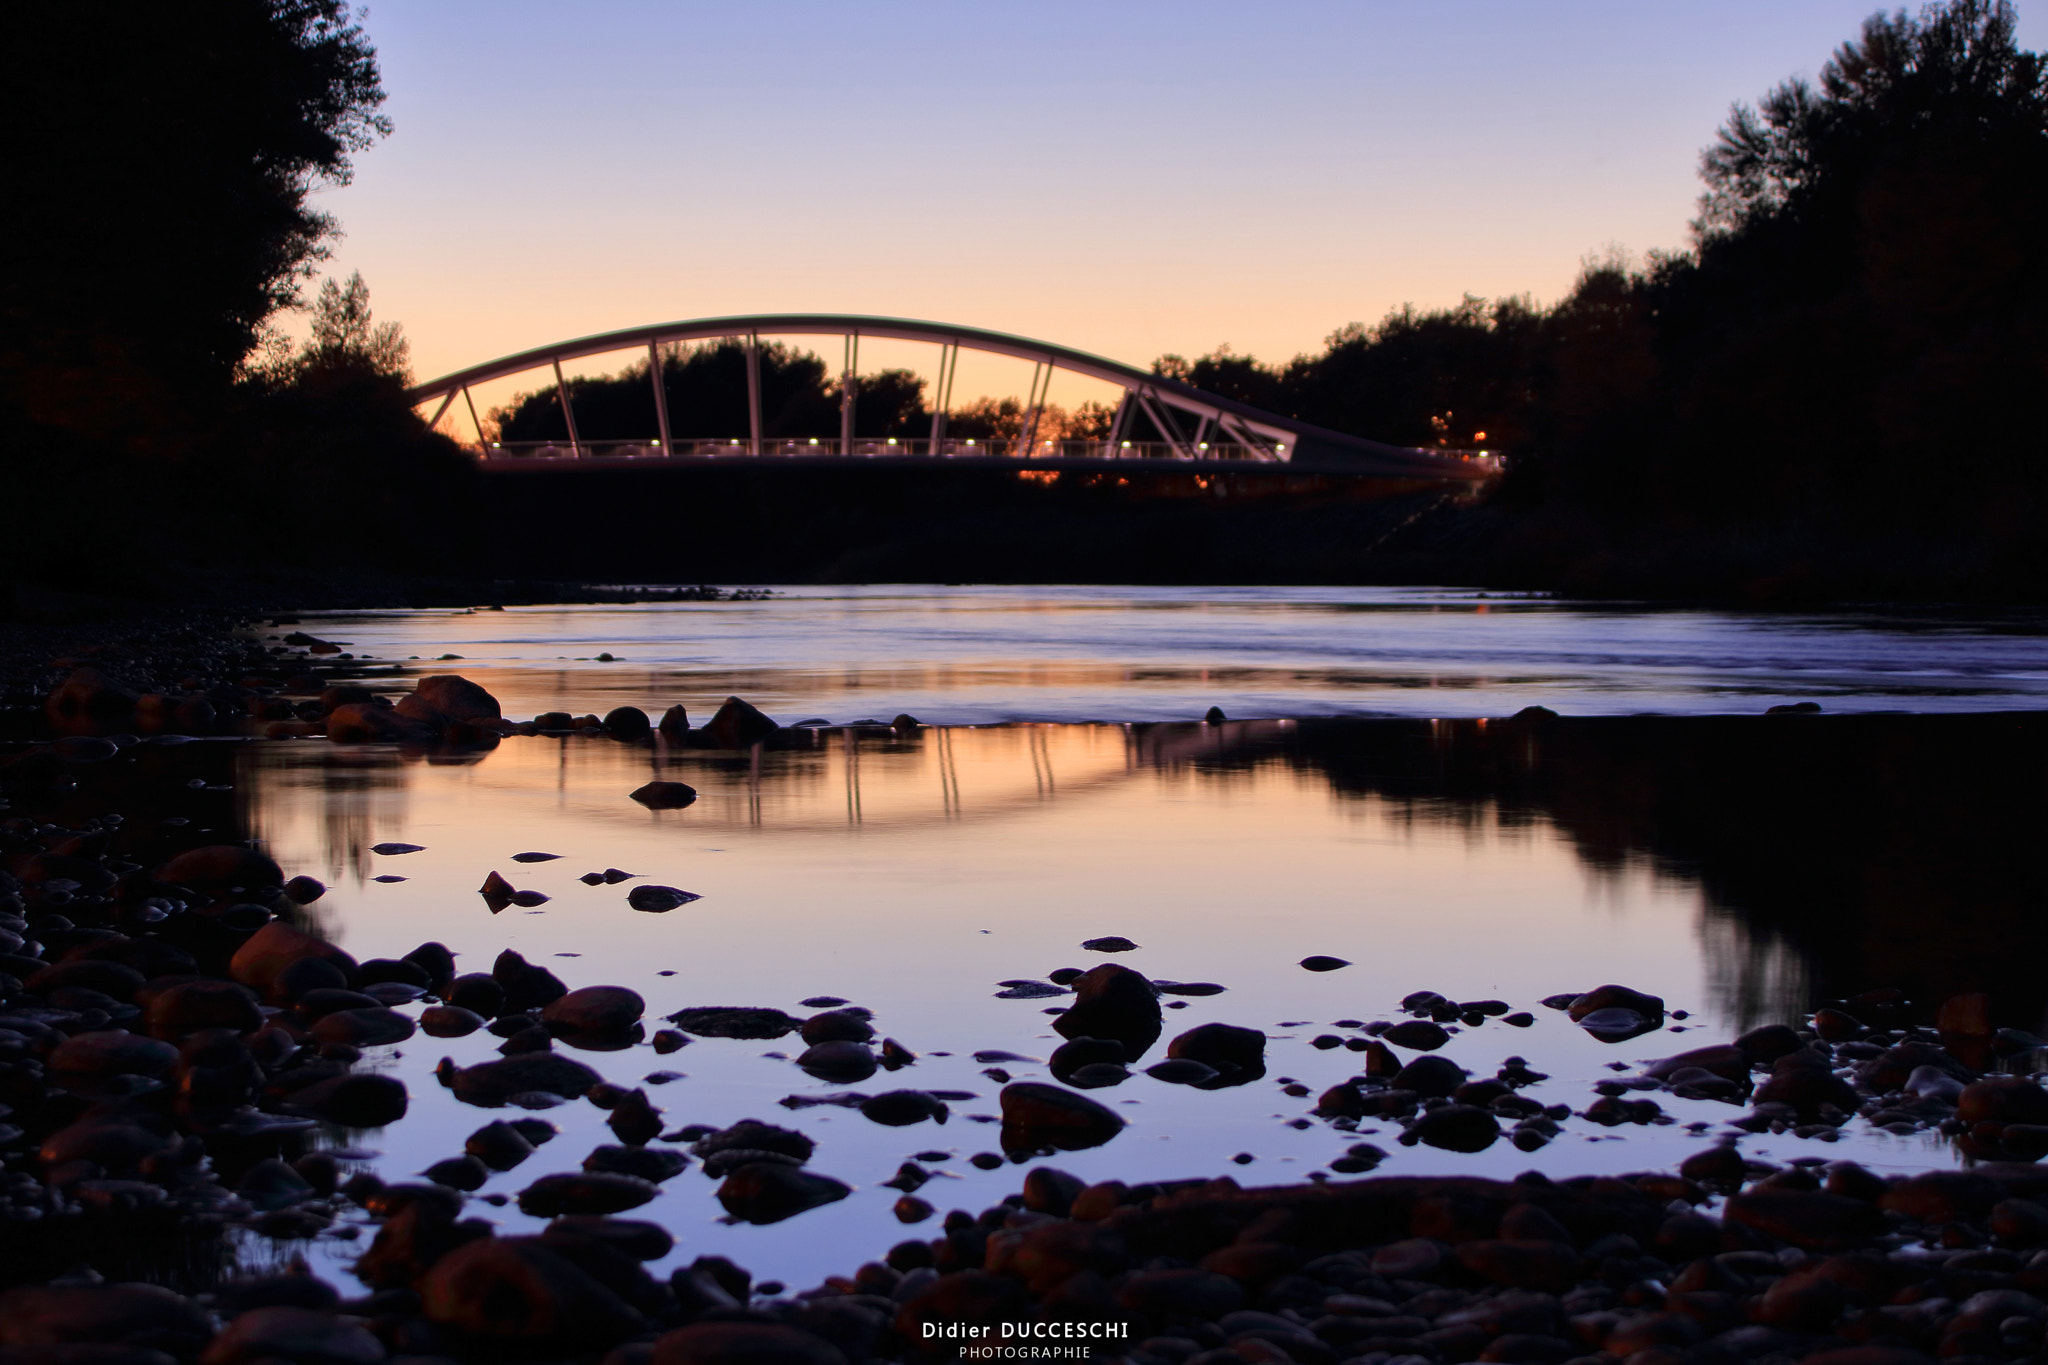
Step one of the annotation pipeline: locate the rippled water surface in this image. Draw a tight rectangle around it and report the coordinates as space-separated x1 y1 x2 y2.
296 585 2048 724
216 587 2048 1288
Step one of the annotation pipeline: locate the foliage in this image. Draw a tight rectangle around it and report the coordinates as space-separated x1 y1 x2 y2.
1 1 390 444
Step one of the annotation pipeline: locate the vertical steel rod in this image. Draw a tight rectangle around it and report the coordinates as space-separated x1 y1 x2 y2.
647 340 673 456
551 358 582 457
745 334 763 456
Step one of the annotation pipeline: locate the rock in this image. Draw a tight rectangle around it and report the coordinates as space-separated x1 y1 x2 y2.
608 1089 664 1145
1958 1076 2048 1126
1050 1036 1126 1081
1053 963 1161 1059
46 667 138 733
798 1041 877 1083
1574 1006 1662 1042
1735 1023 1806 1064
1454 1240 1582 1292
287 1072 409 1127
327 702 437 743
425 1155 490 1191
230 920 358 1003
1880 1170 2003 1224
628 884 702 912
1166 1023 1266 1085
1381 1019 1450 1051
519 1172 660 1216
419 1235 648 1345
801 1010 875 1045
158 843 284 895
692 1119 815 1164
604 706 652 738
1725 1188 1886 1249
1646 1043 1751 1085
198 1304 382 1365
1145 1058 1218 1085
451 1053 601 1107
1299 956 1350 972
1753 1049 1860 1118
467 1119 538 1170
0 1282 211 1356
283 875 326 904
999 1081 1126 1154
650 1322 849 1365
1568 984 1665 1022
47 1030 179 1091
1392 1054 1468 1098
1859 1039 1976 1093
421 1005 487 1037
309 1007 415 1048
394 674 503 727
860 1090 949 1126
668 1006 802 1039
1081 936 1139 952
717 1163 851 1224
494 949 569 1011
585 1145 690 1183
547 1216 674 1262
629 782 698 810
1409 1103 1500 1152
657 704 690 736
543 985 646 1037
702 696 781 749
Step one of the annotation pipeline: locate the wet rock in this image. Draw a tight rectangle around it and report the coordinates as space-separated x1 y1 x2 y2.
1082 936 1139 952
717 1163 852 1224
1958 1075 2048 1127
629 781 698 810
1880 1170 2003 1224
1733 1022 1806 1064
547 1215 674 1262
1574 1006 1663 1042
47 1030 178 1091
860 1090 949 1126
451 1053 601 1107
1299 956 1350 972
585 1145 690 1182
801 1010 875 1045
543 985 646 1038
702 696 780 749
466 1119 539 1170
425 1154 491 1192
628 884 702 912
283 875 326 904
394 674 503 727
608 1088 664 1145
421 1004 487 1037
447 972 507 1018
657 704 691 736
1754 1048 1860 1118
1859 1039 1976 1092
1166 1023 1266 1086
198 1304 382 1365
692 1118 815 1165
1145 1059 1219 1085
1068 1063 1129 1088
519 1171 661 1216
158 843 285 895
309 1006 415 1048
327 702 436 743
0 1281 212 1356
1050 1036 1126 1081
1407 1103 1500 1152
494 948 569 1011
1381 1019 1450 1051
1725 1187 1886 1249
1053 963 1162 1059
230 919 357 1003
419 1235 648 1346
798 1041 877 1083
46 667 139 733
604 706 652 738
999 1081 1126 1153
1393 1054 1468 1098
1454 1239 1582 1292
287 1072 409 1127
1568 983 1665 1022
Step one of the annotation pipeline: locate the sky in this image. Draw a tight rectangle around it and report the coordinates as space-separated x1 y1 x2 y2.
317 0 2047 416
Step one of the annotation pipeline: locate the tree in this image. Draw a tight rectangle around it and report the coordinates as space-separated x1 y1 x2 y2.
1 1 389 442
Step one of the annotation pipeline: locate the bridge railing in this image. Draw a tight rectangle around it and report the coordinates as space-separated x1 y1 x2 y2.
476 437 1293 463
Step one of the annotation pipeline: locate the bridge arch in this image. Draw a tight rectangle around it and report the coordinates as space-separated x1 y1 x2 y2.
407 313 1496 481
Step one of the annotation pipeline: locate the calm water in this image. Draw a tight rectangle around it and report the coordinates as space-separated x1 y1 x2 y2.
216 587 2048 1288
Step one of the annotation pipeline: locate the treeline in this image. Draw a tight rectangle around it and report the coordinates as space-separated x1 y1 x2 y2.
1181 0 2048 599
1 3 474 607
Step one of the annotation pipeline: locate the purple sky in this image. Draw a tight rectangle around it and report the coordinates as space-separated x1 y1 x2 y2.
312 1 2044 418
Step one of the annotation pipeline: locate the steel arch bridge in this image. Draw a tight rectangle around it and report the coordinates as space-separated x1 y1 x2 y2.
407 313 1498 481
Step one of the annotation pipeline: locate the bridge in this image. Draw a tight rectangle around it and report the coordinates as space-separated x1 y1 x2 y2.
408 313 1498 482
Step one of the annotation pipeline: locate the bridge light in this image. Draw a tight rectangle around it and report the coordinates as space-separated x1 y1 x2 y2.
887 438 897 445
808 438 818 445
1121 441 1131 448
1198 442 1208 449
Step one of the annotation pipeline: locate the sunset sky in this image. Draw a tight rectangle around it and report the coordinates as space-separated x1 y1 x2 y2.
317 0 2045 413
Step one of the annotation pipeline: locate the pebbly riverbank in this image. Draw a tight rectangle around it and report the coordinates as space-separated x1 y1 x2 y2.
3 624 2048 1364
